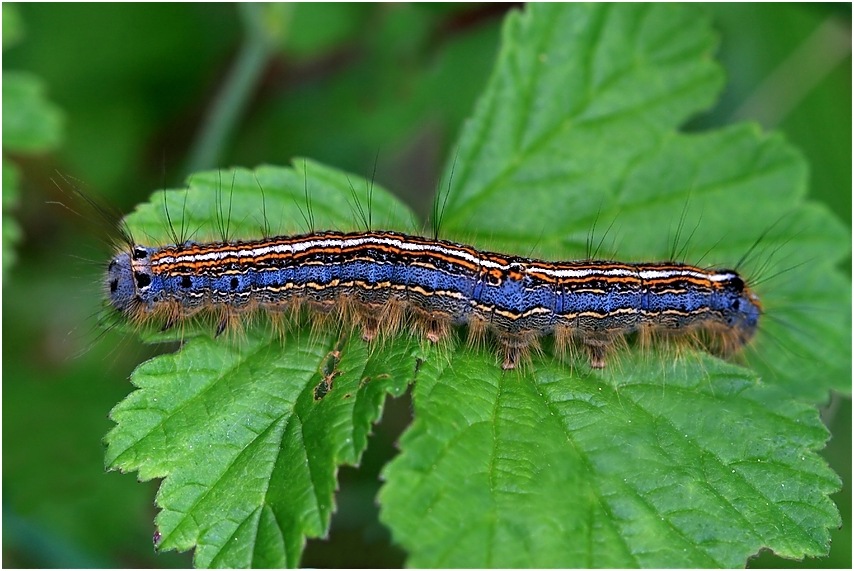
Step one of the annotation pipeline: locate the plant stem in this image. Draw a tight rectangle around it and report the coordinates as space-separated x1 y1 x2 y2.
184 3 290 175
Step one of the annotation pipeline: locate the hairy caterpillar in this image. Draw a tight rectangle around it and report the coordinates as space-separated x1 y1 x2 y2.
104 182 762 370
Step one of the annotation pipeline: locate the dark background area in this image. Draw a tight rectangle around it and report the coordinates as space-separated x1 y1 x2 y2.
3 3 850 568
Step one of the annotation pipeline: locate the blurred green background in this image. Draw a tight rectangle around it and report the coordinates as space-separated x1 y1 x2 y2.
2 3 850 568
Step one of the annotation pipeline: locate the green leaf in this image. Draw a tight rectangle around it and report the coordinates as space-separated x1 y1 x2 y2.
122 161 416 255
2 71 63 153
105 161 423 567
441 3 724 228
381 351 840 567
380 3 848 567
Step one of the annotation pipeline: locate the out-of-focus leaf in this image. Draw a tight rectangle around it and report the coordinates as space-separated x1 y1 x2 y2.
2 71 63 153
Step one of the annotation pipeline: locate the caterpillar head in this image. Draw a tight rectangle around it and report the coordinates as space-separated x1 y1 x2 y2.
106 246 154 314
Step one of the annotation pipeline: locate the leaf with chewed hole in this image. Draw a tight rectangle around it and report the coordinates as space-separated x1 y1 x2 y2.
380 3 847 568
105 161 424 567
106 329 423 567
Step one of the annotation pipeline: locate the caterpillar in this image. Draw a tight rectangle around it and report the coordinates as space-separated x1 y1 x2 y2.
105 223 762 370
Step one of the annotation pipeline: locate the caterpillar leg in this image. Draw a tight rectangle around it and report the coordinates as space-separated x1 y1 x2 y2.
358 313 380 342
582 334 613 369
345 299 406 344
412 310 451 344
425 317 450 343
497 332 537 370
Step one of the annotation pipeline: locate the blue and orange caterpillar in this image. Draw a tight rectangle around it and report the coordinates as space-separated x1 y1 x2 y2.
106 229 762 369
